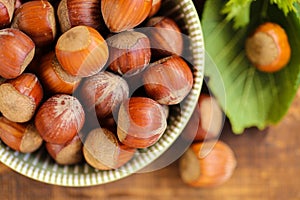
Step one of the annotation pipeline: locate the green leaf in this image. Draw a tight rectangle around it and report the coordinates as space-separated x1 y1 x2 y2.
270 0 300 15
221 0 300 29
202 0 300 133
221 0 253 29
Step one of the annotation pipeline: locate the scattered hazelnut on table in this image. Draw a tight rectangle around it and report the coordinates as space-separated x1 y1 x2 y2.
179 140 237 187
182 94 224 142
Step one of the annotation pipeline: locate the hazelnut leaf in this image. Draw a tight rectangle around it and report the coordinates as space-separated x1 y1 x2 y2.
202 0 300 133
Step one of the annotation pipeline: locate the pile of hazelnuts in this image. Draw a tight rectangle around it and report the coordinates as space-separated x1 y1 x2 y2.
0 0 195 170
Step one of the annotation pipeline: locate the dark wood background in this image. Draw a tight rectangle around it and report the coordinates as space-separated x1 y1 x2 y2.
2 1 300 200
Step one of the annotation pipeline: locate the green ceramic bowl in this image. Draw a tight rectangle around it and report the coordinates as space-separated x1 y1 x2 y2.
0 0 205 186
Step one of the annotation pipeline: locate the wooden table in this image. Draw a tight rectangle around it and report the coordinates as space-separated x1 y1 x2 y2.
1 91 300 200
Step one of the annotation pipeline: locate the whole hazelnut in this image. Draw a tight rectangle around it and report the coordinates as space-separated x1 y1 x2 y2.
83 128 136 170
107 31 151 77
144 16 183 58
101 0 152 33
117 97 167 148
182 94 224 142
38 51 82 95
11 0 57 47
143 55 193 105
179 141 237 187
55 25 109 77
45 134 83 165
245 22 291 73
79 71 129 120
35 94 85 144
0 73 43 123
57 0 106 33
0 117 43 153
0 28 35 79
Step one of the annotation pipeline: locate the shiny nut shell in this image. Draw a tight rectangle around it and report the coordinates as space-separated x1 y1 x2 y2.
35 94 85 144
143 56 193 105
55 25 109 77
117 97 167 148
57 0 104 33
107 31 151 76
11 0 56 46
0 28 35 79
101 0 152 33
79 71 129 119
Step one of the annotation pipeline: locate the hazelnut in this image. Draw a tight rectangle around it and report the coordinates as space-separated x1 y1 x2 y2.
0 28 35 79
182 94 224 142
34 94 85 144
107 31 151 77
57 0 106 33
101 0 152 33
143 55 193 105
117 97 167 148
79 71 129 120
0 73 43 123
0 116 43 153
0 0 15 28
11 0 57 47
45 134 83 165
245 22 291 73
179 141 237 187
38 51 81 95
83 128 136 170
144 16 183 58
55 25 109 77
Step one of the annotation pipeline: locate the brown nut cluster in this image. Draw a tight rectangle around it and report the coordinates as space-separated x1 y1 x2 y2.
0 0 196 171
